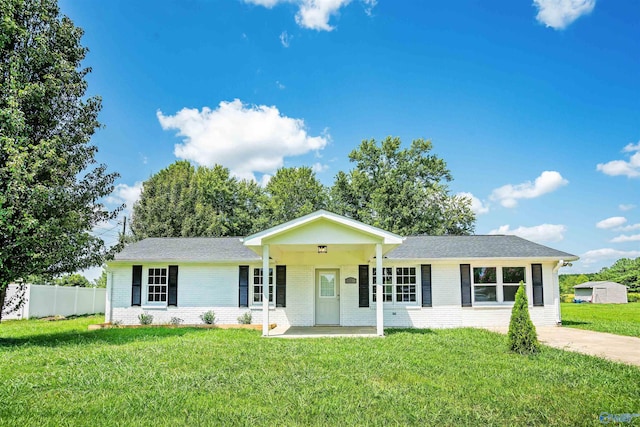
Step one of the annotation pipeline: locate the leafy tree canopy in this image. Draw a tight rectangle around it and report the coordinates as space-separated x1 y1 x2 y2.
594 257 640 293
132 162 267 238
264 166 327 227
132 138 476 239
330 137 475 235
0 0 119 319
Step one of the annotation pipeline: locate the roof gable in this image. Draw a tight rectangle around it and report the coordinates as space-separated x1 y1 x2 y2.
242 210 404 247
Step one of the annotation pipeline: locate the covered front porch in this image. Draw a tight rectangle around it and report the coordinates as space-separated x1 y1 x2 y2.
242 210 404 336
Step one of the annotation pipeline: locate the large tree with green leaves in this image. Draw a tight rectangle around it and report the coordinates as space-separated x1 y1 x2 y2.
594 257 640 293
0 0 120 320
330 137 475 235
264 166 327 227
132 161 267 238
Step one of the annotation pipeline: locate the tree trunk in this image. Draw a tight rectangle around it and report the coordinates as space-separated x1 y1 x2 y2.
0 285 7 323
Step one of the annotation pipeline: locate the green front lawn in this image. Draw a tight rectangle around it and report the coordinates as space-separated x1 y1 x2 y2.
561 302 640 338
1 316 639 426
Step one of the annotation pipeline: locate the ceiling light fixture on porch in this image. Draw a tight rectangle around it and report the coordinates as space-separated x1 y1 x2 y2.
317 245 328 254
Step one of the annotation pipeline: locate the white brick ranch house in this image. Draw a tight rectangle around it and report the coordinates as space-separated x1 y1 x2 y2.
106 210 578 335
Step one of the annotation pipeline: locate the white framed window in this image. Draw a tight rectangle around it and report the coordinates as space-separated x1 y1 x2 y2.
147 268 167 303
502 267 525 302
253 268 273 304
372 267 393 302
473 266 526 304
372 266 417 304
395 267 417 302
319 271 337 298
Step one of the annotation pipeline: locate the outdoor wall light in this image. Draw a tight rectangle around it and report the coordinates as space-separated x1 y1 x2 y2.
317 245 328 254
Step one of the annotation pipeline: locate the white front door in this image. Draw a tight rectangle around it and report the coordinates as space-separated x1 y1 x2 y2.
315 269 340 325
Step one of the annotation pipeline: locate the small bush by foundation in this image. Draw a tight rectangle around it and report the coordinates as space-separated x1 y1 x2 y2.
508 282 539 354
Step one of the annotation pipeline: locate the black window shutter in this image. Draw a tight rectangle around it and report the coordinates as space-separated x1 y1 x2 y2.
131 265 142 306
532 263 544 306
421 264 432 307
239 266 249 307
358 265 369 307
168 265 178 306
460 264 472 307
276 265 286 308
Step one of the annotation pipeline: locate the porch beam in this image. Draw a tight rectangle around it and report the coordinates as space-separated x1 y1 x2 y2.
376 243 384 336
262 244 270 336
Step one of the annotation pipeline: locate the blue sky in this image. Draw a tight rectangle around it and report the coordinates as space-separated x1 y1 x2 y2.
58 0 639 278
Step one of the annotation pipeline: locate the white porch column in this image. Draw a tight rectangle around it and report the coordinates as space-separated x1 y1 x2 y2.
376 243 384 336
262 245 270 336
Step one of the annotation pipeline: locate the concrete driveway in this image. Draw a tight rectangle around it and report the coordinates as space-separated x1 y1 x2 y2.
491 326 640 366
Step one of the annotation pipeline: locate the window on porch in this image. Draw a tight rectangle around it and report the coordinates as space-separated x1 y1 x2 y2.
372 267 417 304
253 268 274 303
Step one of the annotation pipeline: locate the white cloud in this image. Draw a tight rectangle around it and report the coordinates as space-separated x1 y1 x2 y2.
580 248 640 267
624 142 640 152
279 30 292 47
295 0 351 31
489 171 568 208
362 0 377 16
489 224 567 243
457 192 489 215
596 216 627 229
597 142 640 178
611 234 640 243
616 223 640 232
157 99 329 181
245 0 281 7
245 0 376 31
533 0 595 30
311 162 329 173
106 182 143 215
619 204 636 212
276 80 286 89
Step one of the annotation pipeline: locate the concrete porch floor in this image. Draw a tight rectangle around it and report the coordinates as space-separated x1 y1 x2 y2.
268 325 380 338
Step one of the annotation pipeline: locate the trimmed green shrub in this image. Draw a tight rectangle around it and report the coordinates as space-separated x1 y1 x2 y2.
237 311 252 324
138 312 153 325
628 293 640 303
508 282 539 354
200 310 216 325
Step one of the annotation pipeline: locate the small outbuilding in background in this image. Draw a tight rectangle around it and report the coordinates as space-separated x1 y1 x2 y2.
573 281 628 304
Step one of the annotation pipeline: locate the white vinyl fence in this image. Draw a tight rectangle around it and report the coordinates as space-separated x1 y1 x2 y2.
2 284 105 320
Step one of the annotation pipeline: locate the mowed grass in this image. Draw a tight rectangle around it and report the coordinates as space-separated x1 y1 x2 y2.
561 302 640 338
1 316 639 426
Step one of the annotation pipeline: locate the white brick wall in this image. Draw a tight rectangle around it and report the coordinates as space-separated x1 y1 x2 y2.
107 260 560 328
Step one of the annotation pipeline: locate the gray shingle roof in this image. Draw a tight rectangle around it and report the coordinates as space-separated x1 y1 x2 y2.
113 237 261 262
573 281 627 289
113 234 577 262
386 235 577 260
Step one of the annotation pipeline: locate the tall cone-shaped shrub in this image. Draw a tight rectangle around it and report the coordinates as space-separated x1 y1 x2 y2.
508 282 539 354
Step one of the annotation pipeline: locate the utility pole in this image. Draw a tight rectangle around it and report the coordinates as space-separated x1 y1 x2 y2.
120 217 127 244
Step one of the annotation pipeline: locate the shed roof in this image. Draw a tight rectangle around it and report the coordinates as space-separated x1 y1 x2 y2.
113 234 577 262
573 281 627 289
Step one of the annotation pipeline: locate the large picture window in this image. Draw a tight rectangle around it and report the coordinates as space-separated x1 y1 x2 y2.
473 266 526 303
253 268 273 303
147 268 167 303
